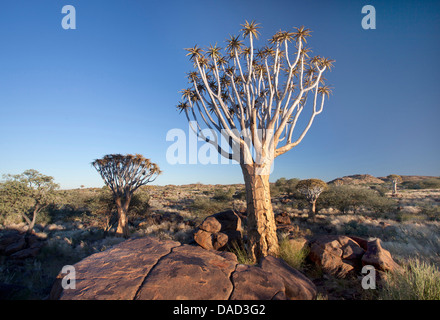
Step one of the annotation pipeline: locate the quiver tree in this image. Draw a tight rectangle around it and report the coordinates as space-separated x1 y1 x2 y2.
387 174 402 196
178 21 333 260
92 154 161 237
0 169 59 233
296 179 327 221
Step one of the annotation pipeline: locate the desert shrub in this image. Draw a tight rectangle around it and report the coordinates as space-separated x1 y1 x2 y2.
273 178 300 197
213 187 236 201
419 178 440 189
233 189 246 200
190 196 229 218
278 236 309 270
379 258 440 300
419 204 440 221
317 185 397 214
128 192 151 216
341 220 370 237
396 204 440 222
401 177 440 190
370 185 389 197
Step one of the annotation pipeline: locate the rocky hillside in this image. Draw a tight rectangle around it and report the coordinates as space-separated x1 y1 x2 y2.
328 174 439 186
328 174 385 185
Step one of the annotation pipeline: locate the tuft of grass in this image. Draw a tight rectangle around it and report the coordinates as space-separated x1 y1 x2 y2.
228 241 255 265
278 236 309 271
379 258 440 300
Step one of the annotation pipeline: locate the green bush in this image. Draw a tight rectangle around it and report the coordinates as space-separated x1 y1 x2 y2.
273 178 300 196
190 196 228 218
213 187 236 201
342 220 369 237
317 185 397 214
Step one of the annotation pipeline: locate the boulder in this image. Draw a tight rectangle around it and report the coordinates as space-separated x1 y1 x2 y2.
50 237 181 300
0 231 24 254
135 244 237 300
260 256 317 300
275 212 291 225
230 264 286 300
362 238 402 273
10 246 41 260
194 210 242 250
4 236 26 256
51 236 317 300
0 230 45 260
308 235 365 278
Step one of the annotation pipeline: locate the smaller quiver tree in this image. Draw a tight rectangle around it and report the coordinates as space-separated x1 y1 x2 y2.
296 178 327 221
92 154 161 238
387 174 402 196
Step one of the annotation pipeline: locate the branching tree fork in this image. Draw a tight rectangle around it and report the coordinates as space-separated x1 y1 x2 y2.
178 21 334 259
92 154 161 237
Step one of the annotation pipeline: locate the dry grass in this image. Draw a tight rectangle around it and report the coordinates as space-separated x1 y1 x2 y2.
379 258 440 300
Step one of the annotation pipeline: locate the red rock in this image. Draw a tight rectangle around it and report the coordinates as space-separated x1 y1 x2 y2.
308 235 365 278
135 244 237 300
362 239 402 273
4 237 26 256
194 210 242 250
275 212 291 225
230 264 285 300
51 236 317 300
259 256 317 300
50 237 180 300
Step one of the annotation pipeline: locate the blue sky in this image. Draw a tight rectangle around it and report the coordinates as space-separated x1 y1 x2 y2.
0 0 439 189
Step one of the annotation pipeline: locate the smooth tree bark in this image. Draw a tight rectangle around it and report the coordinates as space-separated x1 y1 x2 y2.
92 154 161 238
178 21 333 260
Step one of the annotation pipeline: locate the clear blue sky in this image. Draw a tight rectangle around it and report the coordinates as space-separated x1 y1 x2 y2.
0 0 439 189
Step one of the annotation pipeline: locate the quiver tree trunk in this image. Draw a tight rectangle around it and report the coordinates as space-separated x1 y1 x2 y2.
309 200 317 222
392 182 397 195
241 164 279 261
115 196 131 238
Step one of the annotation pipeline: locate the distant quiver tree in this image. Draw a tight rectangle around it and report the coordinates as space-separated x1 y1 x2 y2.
296 178 328 222
387 174 402 196
92 154 161 237
178 21 334 259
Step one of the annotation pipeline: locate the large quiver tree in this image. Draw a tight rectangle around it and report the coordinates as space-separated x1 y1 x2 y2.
178 21 333 260
92 154 161 237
